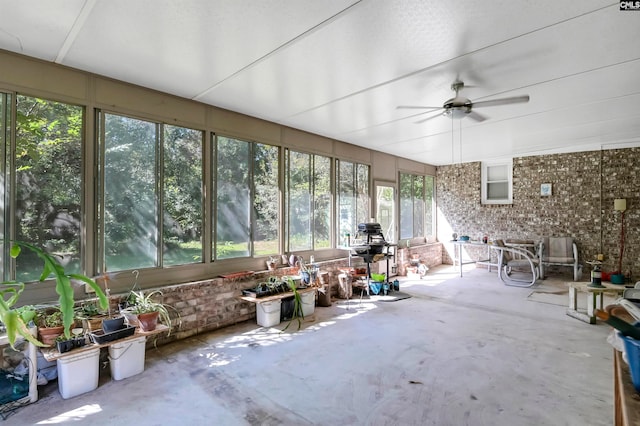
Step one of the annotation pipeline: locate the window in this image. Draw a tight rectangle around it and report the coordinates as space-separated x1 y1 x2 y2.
337 160 369 242
285 150 331 251
98 112 205 272
99 113 158 271
163 125 203 266
13 95 84 281
399 173 434 240
482 161 512 204
253 142 279 256
214 136 279 259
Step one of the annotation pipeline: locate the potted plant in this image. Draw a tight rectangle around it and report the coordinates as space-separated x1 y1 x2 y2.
35 308 65 346
120 290 175 334
0 241 109 349
280 277 304 332
266 256 277 271
75 300 109 333
296 258 311 285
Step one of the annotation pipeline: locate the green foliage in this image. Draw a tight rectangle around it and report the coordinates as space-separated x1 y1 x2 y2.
1 241 109 346
122 290 175 334
36 309 63 328
280 278 304 332
75 300 106 318
14 95 83 280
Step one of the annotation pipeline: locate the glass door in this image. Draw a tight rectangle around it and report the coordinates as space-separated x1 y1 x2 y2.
375 182 396 243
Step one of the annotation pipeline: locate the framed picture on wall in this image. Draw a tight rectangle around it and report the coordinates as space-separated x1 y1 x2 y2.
540 183 552 196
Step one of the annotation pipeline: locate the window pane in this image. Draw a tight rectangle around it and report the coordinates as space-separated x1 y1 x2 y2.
15 96 83 281
412 176 424 238
216 137 250 259
254 143 279 256
288 151 311 251
103 114 158 271
163 125 203 266
338 161 355 240
487 165 507 181
376 184 395 242
488 182 508 199
399 173 413 240
424 175 434 237
313 156 331 249
337 160 369 243
356 164 370 225
0 93 9 280
400 172 434 240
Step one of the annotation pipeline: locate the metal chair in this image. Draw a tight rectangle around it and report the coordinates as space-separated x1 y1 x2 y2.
540 237 581 281
491 239 540 287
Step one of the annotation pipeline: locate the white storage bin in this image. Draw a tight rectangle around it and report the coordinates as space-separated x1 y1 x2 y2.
109 336 146 380
256 299 282 327
56 348 99 399
301 291 316 317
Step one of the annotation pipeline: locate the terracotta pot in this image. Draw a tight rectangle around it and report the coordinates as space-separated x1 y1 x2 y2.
38 326 64 346
137 311 160 332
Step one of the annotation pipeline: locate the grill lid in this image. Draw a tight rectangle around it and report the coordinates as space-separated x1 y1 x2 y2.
358 223 382 235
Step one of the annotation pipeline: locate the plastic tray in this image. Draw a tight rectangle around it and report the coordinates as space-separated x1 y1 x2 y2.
89 325 136 344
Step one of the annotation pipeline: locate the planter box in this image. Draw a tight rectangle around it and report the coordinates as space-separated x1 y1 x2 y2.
89 325 135 344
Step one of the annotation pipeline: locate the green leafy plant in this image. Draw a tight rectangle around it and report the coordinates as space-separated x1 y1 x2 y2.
0 241 109 348
75 300 107 318
280 278 304 332
122 289 176 333
36 309 64 328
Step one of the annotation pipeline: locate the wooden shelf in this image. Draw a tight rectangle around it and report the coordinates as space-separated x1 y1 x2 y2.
240 287 316 304
40 324 169 362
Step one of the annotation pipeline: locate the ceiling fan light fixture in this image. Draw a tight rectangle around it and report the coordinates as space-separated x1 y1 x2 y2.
443 106 470 119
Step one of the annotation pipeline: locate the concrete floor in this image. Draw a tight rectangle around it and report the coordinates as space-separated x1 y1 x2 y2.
4 265 615 425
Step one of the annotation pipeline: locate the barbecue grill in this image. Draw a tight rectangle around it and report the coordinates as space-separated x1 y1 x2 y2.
351 222 387 263
349 222 392 298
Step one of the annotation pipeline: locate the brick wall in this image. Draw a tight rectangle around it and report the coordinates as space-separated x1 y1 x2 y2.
436 148 640 280
116 245 444 346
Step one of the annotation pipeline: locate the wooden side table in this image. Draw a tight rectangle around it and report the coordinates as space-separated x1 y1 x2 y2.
567 282 626 324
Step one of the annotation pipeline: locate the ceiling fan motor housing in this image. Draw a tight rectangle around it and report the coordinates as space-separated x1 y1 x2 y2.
443 96 472 118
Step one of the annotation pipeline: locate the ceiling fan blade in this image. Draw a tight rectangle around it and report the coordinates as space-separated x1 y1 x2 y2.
415 111 444 124
466 110 487 122
471 95 530 108
397 105 442 110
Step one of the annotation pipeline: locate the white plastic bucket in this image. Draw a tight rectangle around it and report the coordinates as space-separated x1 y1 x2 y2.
109 336 146 380
301 291 315 317
256 300 282 327
56 347 99 399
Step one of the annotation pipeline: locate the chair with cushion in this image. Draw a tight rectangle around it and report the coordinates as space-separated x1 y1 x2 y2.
539 237 580 281
491 239 540 287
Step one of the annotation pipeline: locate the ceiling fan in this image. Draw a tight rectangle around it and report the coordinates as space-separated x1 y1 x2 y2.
397 80 530 123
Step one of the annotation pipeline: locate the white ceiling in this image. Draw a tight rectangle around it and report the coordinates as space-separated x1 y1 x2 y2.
1 0 638 165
